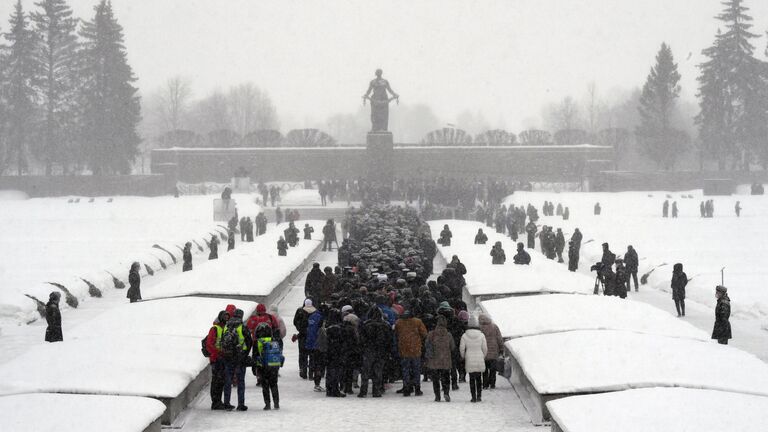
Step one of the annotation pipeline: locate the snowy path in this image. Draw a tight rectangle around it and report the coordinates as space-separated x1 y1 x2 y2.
177 247 539 432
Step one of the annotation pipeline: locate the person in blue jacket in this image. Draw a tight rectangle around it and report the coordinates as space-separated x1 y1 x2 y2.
306 304 326 392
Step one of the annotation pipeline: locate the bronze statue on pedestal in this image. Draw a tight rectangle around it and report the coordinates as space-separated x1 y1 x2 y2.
362 69 399 132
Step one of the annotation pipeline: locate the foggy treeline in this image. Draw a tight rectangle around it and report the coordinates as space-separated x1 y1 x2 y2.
2 0 768 176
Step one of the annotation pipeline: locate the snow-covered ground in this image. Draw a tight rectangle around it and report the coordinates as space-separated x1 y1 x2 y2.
143 221 323 300
280 189 322 206
503 190 768 323
506 329 768 396
0 194 261 326
428 220 594 297
547 388 768 432
0 393 166 432
480 294 708 341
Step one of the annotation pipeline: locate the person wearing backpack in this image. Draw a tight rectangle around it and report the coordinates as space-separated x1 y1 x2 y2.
253 322 284 410
306 303 326 392
205 310 230 410
222 309 252 411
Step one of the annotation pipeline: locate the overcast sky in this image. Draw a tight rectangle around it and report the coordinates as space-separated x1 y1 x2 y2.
3 0 768 132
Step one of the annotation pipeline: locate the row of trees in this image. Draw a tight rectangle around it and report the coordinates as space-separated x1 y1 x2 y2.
0 0 140 175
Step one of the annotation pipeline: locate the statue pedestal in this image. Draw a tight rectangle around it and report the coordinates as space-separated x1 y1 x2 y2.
366 132 394 183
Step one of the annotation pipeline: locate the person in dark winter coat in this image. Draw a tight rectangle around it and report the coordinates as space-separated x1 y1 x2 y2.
554 228 565 263
44 291 63 342
570 228 582 251
183 242 193 272
624 245 639 292
227 230 235 251
567 241 578 271
277 236 288 256
474 228 488 245
206 310 230 410
426 315 455 402
322 220 335 251
439 224 452 246
324 309 347 397
671 263 688 316
671 201 678 218
275 206 283 225
293 299 316 379
513 242 530 265
490 241 506 265
306 305 326 392
712 285 732 344
303 223 314 240
253 322 282 410
662 200 669 218
359 306 393 398
594 202 601 215
126 262 142 303
478 313 502 389
305 263 325 305
735 201 742 217
614 259 628 299
525 221 537 249
223 309 252 411
208 235 219 260
562 207 570 220
321 266 337 304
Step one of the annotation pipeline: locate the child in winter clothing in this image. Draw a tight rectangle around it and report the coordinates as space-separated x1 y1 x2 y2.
253 322 284 410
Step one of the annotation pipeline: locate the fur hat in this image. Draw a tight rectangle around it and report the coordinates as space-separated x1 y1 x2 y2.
716 285 728 293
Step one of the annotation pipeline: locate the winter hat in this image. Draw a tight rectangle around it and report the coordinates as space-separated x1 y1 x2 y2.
256 303 267 314
234 309 244 319
457 310 470 322
304 298 313 307
268 304 279 314
436 315 448 328
341 305 354 315
716 285 728 293
225 304 236 317
49 291 61 301
438 301 451 311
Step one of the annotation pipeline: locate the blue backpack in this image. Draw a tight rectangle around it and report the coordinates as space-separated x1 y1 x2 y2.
258 338 284 368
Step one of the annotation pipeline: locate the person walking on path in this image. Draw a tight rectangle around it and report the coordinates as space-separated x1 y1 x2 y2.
127 262 141 303
394 309 428 397
479 313 502 390
460 315 487 403
358 306 392 398
425 315 455 402
253 322 284 410
208 235 219 260
44 292 63 342
713 285 732 345
671 263 688 317
222 309 252 411
293 299 316 379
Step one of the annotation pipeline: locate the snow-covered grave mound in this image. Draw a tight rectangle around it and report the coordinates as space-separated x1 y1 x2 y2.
69 297 257 339
506 329 768 396
280 188 321 206
481 294 708 341
503 190 768 322
428 220 594 297
0 334 205 398
0 195 259 325
547 388 768 432
0 393 166 432
142 220 324 300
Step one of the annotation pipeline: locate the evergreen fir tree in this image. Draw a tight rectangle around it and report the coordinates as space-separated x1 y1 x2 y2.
31 0 80 175
78 0 140 175
636 43 686 170
696 0 768 170
3 0 40 175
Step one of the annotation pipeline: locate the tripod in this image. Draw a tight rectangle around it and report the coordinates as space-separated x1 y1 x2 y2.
593 274 605 295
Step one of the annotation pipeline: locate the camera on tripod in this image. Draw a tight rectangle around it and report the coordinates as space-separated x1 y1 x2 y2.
590 262 604 273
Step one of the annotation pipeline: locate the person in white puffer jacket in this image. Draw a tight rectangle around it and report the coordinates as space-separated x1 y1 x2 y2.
459 315 487 403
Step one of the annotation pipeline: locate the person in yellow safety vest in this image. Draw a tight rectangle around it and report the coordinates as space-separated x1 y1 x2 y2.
222 309 252 411
254 322 284 410
206 310 230 410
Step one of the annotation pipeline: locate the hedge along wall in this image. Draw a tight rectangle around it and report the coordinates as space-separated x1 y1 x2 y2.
0 174 176 197
151 145 614 183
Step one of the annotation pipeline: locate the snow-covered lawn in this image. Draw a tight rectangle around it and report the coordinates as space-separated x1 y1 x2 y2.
506 329 768 396
280 188 322 206
428 220 594 297
0 297 257 398
481 294 708 341
0 393 166 432
503 190 768 322
0 194 260 325
547 387 768 432
142 221 323 300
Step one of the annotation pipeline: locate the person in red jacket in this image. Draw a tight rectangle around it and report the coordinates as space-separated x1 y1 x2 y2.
207 310 230 410
247 304 278 339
